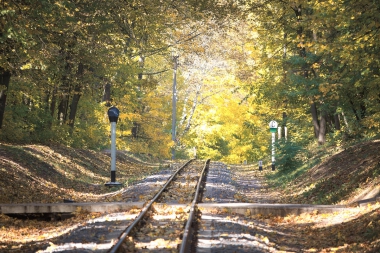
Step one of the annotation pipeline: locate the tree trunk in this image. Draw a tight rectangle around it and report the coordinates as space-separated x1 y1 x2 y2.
58 60 71 124
58 88 69 124
349 99 361 122
310 102 320 139
293 3 328 145
281 112 287 139
102 82 111 106
44 89 50 112
0 68 11 129
131 55 145 138
359 90 367 119
184 84 201 133
341 111 351 133
131 121 139 138
318 111 327 145
334 113 341 130
50 86 57 118
68 84 81 129
179 88 190 127
68 63 84 130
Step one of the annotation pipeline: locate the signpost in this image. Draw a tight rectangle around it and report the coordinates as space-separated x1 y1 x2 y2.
259 160 263 171
105 106 122 187
269 120 278 171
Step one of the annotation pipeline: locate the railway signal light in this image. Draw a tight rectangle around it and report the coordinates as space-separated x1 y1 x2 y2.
105 106 122 187
269 120 278 171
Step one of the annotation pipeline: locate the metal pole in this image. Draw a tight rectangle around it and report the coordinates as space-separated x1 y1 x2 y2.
110 121 117 182
171 56 178 160
105 106 121 187
272 132 275 170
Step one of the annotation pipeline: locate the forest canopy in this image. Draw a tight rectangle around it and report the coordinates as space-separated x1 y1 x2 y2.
1 0 379 163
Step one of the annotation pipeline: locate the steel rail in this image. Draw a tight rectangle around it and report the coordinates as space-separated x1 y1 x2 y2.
179 159 210 253
108 159 194 253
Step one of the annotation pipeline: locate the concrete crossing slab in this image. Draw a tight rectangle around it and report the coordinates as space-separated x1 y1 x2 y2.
1 201 351 216
0 202 145 214
198 202 350 216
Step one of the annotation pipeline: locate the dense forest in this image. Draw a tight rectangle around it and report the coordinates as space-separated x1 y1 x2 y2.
1 0 379 163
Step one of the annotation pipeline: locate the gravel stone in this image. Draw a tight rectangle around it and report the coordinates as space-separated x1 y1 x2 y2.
197 162 279 253
121 166 177 202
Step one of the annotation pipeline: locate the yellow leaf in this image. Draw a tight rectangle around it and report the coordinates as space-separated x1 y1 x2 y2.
262 236 269 244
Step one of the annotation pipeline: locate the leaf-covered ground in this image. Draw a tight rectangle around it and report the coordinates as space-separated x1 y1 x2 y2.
259 139 380 252
272 140 380 205
1 141 380 252
200 202 380 252
0 143 167 204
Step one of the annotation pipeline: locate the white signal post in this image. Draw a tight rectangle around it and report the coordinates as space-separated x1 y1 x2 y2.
269 120 278 171
105 106 122 187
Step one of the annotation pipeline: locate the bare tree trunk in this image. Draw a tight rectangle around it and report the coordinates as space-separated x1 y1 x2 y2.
68 88 82 128
341 111 351 133
58 87 70 124
102 82 111 106
311 102 320 139
334 113 341 130
68 85 81 129
44 89 50 112
184 84 201 133
50 86 57 118
57 57 72 124
179 87 190 127
318 111 327 145
0 68 10 128
281 112 287 140
131 121 139 138
131 55 145 138
68 63 84 130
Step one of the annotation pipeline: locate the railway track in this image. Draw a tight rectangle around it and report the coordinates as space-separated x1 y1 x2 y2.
109 159 210 253
3 161 352 253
